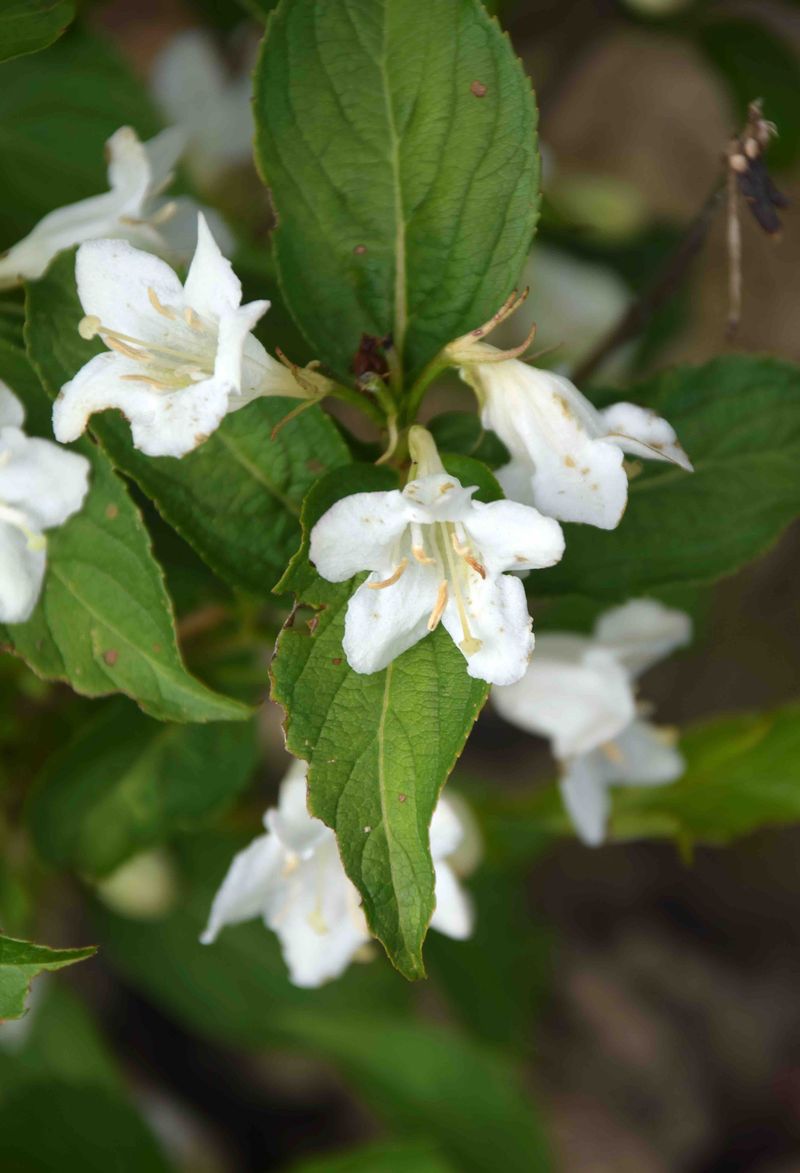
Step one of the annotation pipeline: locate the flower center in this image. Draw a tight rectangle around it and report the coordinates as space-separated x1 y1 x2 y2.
369 519 486 657
79 286 217 393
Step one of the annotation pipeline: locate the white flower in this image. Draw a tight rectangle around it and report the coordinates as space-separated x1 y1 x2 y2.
309 426 565 686
151 29 256 188
201 760 475 988
447 303 692 530
53 214 329 459
0 382 90 623
493 599 691 845
0 126 199 289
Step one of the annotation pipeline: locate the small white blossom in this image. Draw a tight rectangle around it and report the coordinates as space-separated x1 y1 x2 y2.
53 215 330 459
0 382 90 624
201 760 475 988
0 126 207 289
493 599 691 845
309 427 565 686
447 302 692 530
151 29 256 188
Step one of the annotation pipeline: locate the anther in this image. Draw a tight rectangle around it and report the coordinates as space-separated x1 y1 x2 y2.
148 287 177 319
465 555 486 579
427 581 448 630
183 306 203 332
367 558 408 590
412 545 435 565
78 314 101 340
105 337 148 360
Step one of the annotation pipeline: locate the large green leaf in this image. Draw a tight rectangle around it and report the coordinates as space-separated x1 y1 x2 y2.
0 0 74 64
0 28 160 243
0 934 95 1021
254 0 539 385
0 348 248 723
26 250 351 595
537 357 800 600
27 700 257 876
290 1142 455 1173
272 466 489 979
612 703 800 845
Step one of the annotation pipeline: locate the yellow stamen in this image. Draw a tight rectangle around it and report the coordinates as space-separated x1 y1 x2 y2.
465 555 486 579
412 544 435 565
148 286 177 319
183 306 203 332
367 558 408 590
78 314 101 340
106 336 150 360
427 580 448 630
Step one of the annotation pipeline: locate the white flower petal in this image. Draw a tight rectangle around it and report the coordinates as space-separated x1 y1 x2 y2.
183 214 243 319
342 561 437 675
140 127 186 198
0 383 24 429
602 401 693 471
594 598 692 677
430 861 474 940
609 719 685 785
105 126 153 209
266 761 328 859
464 498 565 575
560 755 612 846
401 473 477 524
265 838 370 988
215 302 270 393
309 489 409 582
76 238 185 342
429 796 464 861
0 428 89 530
495 459 536 508
54 351 231 458
0 522 45 624
200 832 284 944
0 191 130 287
492 642 635 758
442 572 534 686
476 362 628 529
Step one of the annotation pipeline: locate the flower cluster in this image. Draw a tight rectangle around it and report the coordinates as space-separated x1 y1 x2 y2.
202 761 475 988
493 599 691 844
0 383 90 624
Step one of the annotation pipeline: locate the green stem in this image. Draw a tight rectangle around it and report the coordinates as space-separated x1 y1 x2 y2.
402 355 450 425
326 382 386 426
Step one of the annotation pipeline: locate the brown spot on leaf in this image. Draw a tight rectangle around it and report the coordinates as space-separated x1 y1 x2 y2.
103 649 118 666
471 80 487 98
105 504 119 520
152 643 162 654
353 244 367 255
332 657 342 666
307 615 319 634
398 793 407 803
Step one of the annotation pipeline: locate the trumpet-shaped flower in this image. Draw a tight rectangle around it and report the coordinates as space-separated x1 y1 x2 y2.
53 215 330 458
151 29 256 188
447 303 692 529
309 427 565 686
493 599 691 845
201 760 475 988
0 383 90 623
0 126 203 290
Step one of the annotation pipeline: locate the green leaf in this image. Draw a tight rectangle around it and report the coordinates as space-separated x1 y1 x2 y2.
0 934 95 1021
0 28 160 243
0 0 74 64
696 18 800 171
537 357 800 600
254 0 539 384
611 703 800 845
290 1141 456 1173
440 453 503 503
0 348 249 723
0 1083 173 1171
284 1015 551 1173
272 466 488 979
26 250 351 595
427 411 510 468
28 700 257 876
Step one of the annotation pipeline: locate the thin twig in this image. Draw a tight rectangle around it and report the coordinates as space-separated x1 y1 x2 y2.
572 173 727 385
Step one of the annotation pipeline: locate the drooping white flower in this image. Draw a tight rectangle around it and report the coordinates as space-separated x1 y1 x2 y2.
447 301 692 530
309 427 565 686
53 214 330 459
493 599 691 845
151 29 256 188
201 760 475 988
0 382 90 623
0 126 201 289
